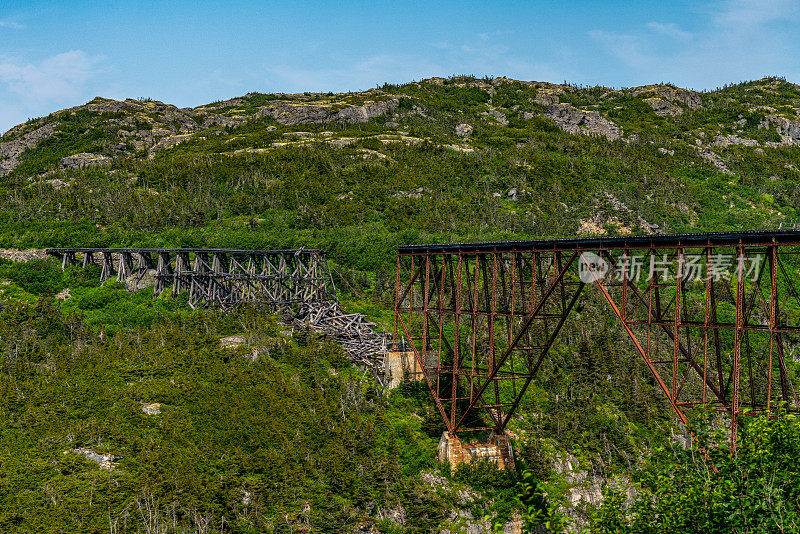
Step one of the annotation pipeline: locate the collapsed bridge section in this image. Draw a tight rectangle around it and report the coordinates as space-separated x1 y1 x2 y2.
394 230 800 450
48 247 386 369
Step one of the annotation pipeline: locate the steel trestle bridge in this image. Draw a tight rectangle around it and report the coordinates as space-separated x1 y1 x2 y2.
394 230 800 448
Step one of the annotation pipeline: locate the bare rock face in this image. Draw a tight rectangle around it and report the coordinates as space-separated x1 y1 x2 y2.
124 268 157 292
697 147 733 175
82 96 130 113
632 84 703 111
254 99 399 125
714 134 760 147
534 92 560 106
481 107 508 125
765 115 800 145
142 402 162 415
65 448 116 470
59 153 112 170
0 123 56 175
455 123 473 137
202 114 246 128
220 335 247 349
0 248 48 262
148 134 193 158
530 81 568 106
543 103 623 141
644 97 683 116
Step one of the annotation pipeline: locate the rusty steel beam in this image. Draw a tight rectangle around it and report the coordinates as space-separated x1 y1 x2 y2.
395 230 800 453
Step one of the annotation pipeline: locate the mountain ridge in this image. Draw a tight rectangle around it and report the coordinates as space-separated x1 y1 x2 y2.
3 75 798 179
1 74 799 258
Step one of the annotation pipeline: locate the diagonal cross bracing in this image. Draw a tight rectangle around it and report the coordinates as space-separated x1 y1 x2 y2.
395 230 800 449
47 247 336 309
47 247 389 371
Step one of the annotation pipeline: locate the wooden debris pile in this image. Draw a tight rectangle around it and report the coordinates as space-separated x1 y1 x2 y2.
286 301 388 371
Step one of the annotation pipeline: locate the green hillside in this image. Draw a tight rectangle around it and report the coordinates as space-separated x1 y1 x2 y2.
3 76 800 258
2 75 800 532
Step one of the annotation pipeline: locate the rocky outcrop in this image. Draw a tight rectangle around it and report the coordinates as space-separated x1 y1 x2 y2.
455 123 473 137
529 81 569 106
202 114 247 128
124 268 157 292
534 92 561 106
0 123 56 175
763 115 800 145
1 96 219 175
142 402 162 415
551 452 638 533
713 134 760 147
644 97 683 116
65 447 116 470
148 134 193 158
631 84 703 111
543 103 623 141
553 453 605 509
0 249 48 262
254 99 399 125
707 116 800 148
59 153 112 169
697 147 733 174
481 107 508 125
82 96 134 114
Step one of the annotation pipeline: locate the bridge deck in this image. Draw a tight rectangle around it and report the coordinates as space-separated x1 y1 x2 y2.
47 247 323 255
399 229 800 254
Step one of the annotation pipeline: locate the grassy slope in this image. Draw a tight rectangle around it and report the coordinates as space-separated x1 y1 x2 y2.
0 271 449 532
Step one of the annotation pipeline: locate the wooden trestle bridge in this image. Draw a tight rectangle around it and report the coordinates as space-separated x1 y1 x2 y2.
394 230 800 449
49 247 336 309
47 247 387 369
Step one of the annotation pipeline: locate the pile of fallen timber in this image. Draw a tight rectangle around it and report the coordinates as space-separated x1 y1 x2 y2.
286 301 388 372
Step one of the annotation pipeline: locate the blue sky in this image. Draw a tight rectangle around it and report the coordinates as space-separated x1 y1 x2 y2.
1 0 799 133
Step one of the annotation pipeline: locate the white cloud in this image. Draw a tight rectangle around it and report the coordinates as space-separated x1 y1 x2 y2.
588 30 653 70
646 22 692 41
259 31 569 95
714 0 800 28
0 50 101 102
589 0 800 88
0 19 26 29
0 50 105 134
